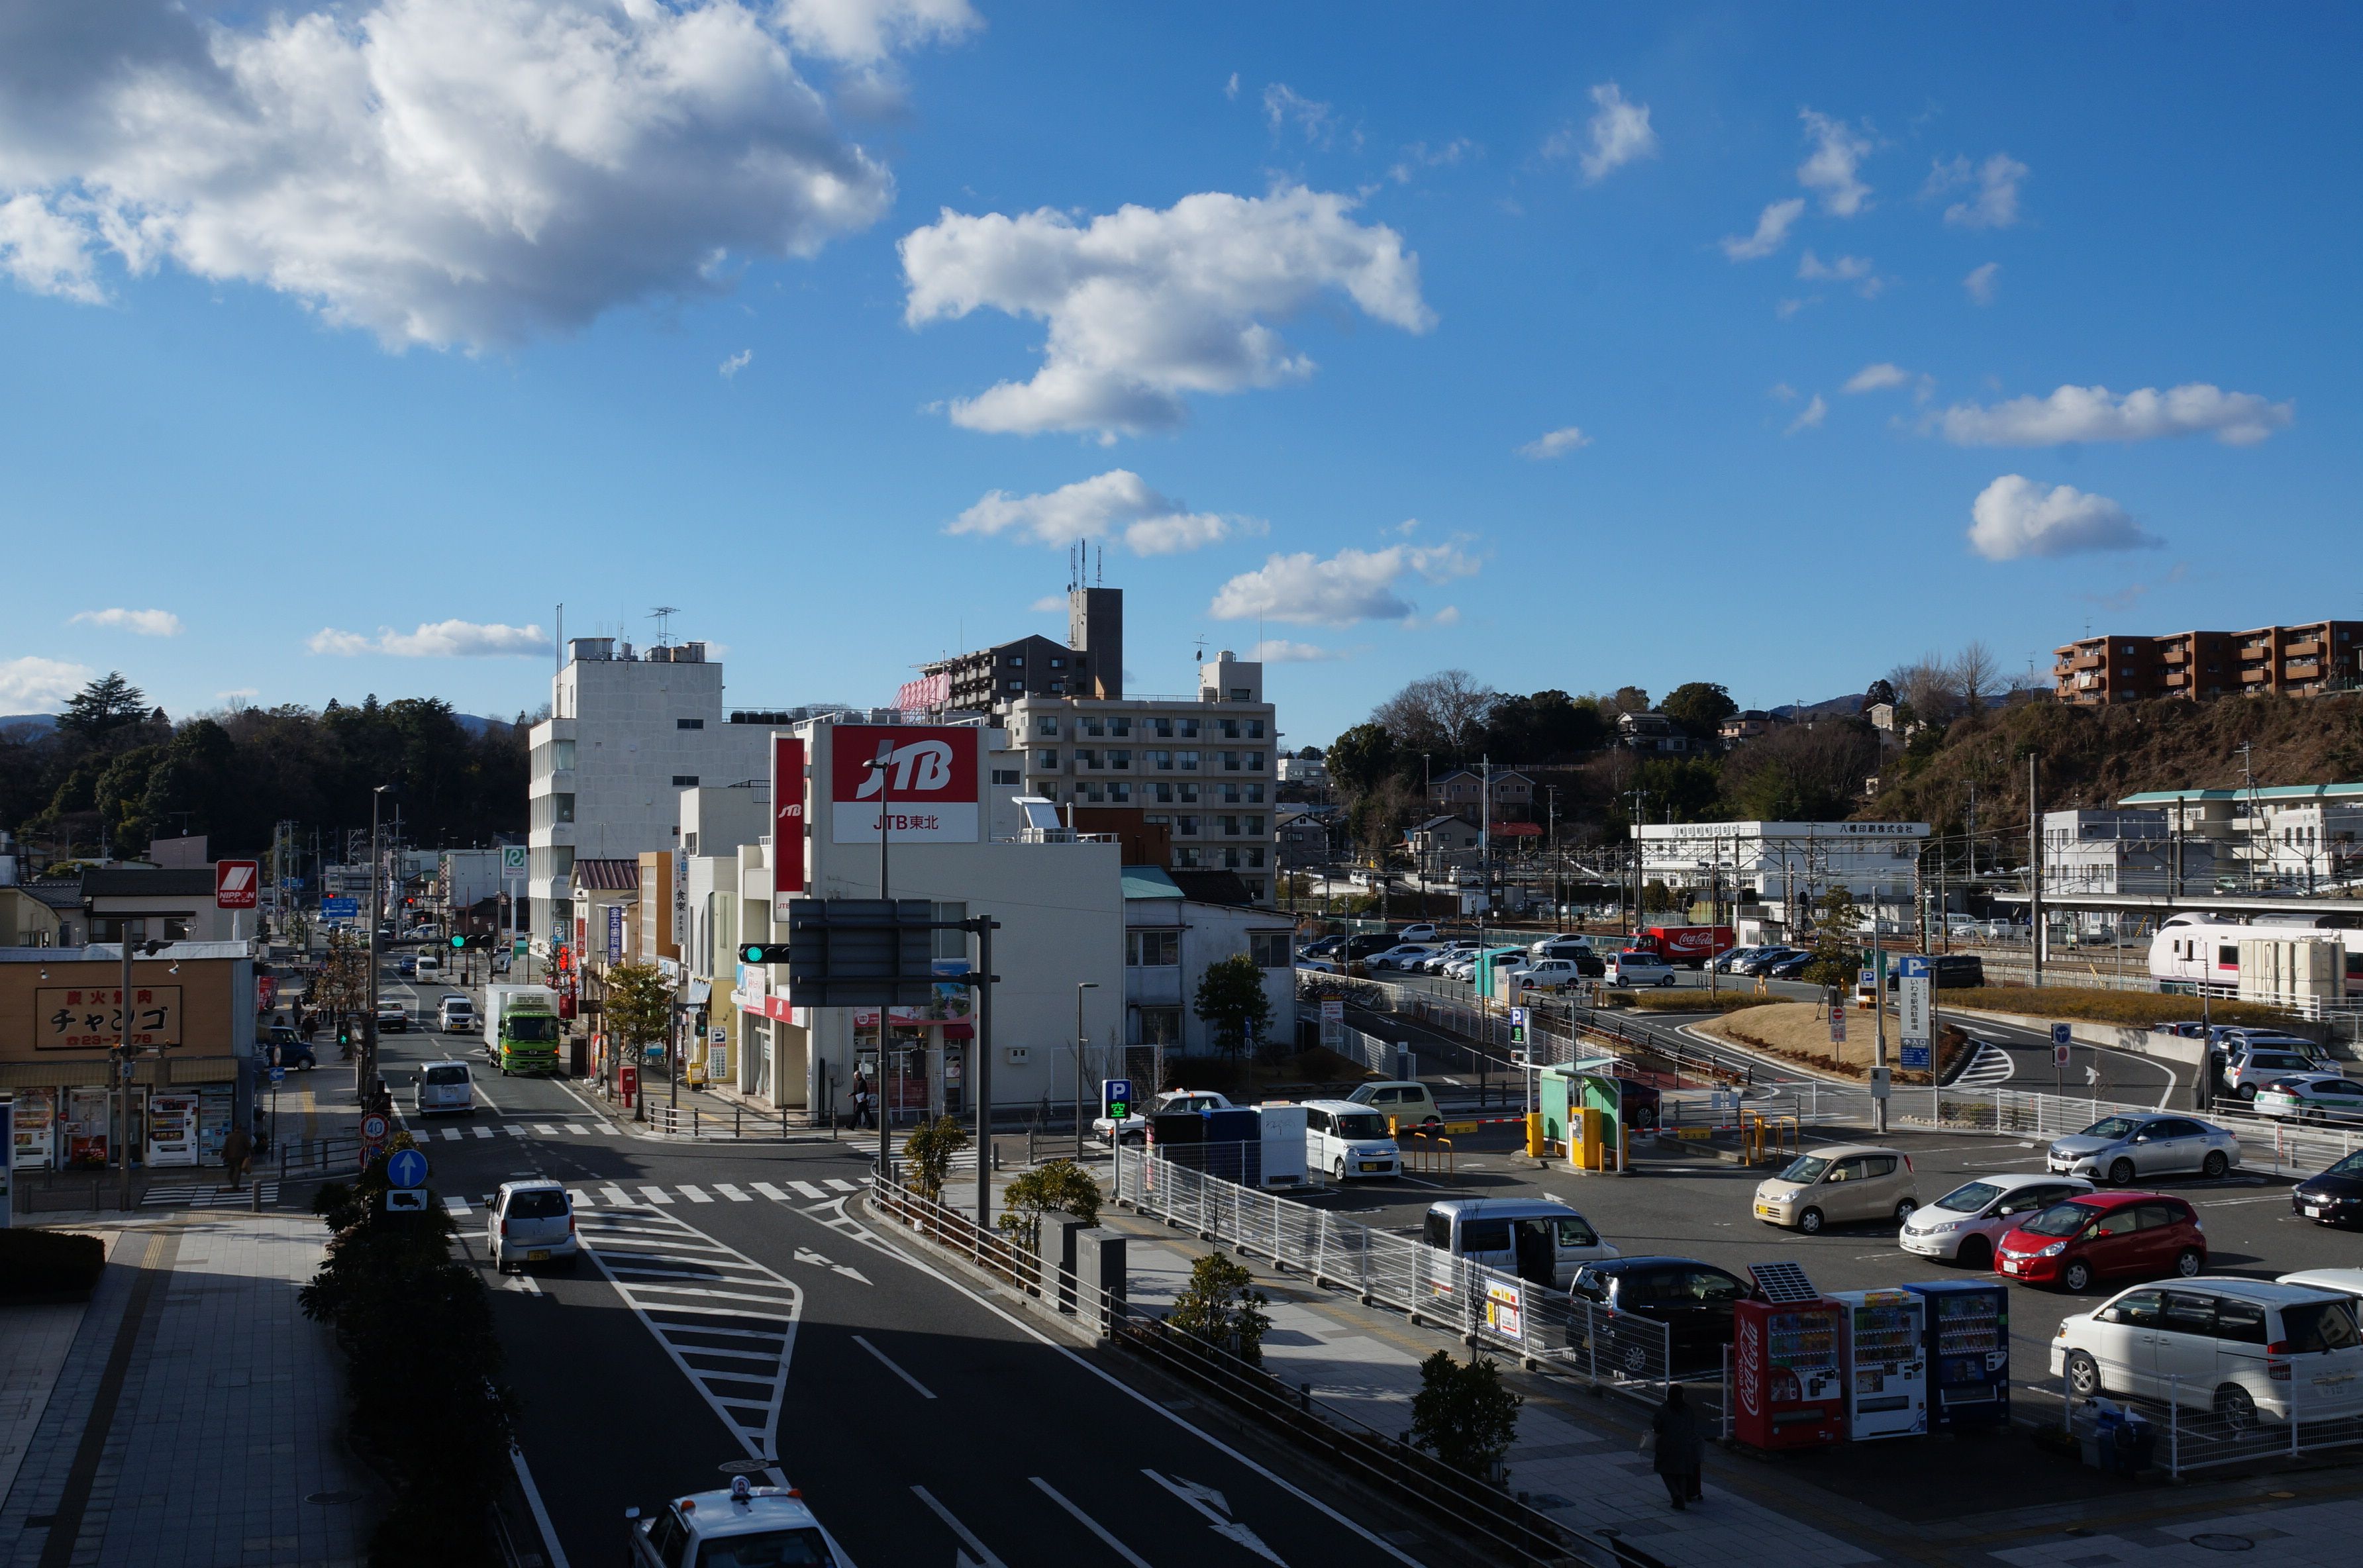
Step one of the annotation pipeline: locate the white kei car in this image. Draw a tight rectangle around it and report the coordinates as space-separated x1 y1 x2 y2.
1897 1172 2094 1269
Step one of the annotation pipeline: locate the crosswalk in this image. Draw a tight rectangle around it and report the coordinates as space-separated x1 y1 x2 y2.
575 1200 803 1458
439 1177 860 1218
413 1120 619 1141
141 1180 281 1209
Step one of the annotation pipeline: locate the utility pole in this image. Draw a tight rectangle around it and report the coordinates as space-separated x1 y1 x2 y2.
1072 981 1098 1160
866 750 894 1183
973 916 997 1236
2028 755 2043 989
117 931 134 1211
365 784 388 1108
1871 924 1889 1134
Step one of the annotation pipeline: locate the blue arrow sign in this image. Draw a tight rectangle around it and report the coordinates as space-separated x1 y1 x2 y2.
2052 1023 2072 1048
269 1066 285 1085
321 898 359 918
385 1148 429 1191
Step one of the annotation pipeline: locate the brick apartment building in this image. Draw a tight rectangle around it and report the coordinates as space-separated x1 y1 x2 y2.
2054 620 2363 705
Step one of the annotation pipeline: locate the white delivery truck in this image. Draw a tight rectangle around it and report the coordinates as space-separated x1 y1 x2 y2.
482 984 562 1075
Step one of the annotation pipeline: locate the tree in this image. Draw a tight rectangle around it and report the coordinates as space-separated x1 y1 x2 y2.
901 1114 969 1203
55 672 148 742
1372 669 1497 760
1719 721 1879 821
1296 744 1324 760
1325 722 1399 799
1410 1349 1523 1482
603 963 672 1076
1860 679 1897 712
1661 682 1738 740
1887 654 1962 723
1166 1249 1271 1365
1952 640 2002 713
996 1158 1101 1248
1483 690 1607 761
1607 685 1652 716
1193 954 1276 1069
1801 885 1862 991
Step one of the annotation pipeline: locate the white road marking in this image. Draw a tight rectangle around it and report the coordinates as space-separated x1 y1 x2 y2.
440 1128 460 1141
601 1185 632 1206
1031 1477 1151 1568
445 1198 472 1216
852 1334 936 1398
911 1487 1007 1568
753 1183 791 1201
474 1126 494 1139
510 1445 571 1568
564 1124 591 1136
823 1178 859 1192
534 1123 564 1136
569 1189 595 1209
680 1185 715 1203
592 1123 621 1136
715 1183 752 1202
639 1186 674 1205
1144 1469 1285 1565
789 1180 828 1200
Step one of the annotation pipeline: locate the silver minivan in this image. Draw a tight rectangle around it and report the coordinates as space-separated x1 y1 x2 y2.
489 1181 579 1273
415 1059 476 1117
1423 1198 1620 1289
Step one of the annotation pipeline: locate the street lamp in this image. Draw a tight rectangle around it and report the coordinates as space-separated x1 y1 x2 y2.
1073 981 1100 1159
365 783 389 1108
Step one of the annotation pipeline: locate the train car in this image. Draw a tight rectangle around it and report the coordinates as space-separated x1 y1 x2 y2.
2148 910 2363 991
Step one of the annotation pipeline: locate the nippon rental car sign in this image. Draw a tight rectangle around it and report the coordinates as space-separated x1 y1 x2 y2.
772 734 807 914
215 859 260 909
828 725 980 845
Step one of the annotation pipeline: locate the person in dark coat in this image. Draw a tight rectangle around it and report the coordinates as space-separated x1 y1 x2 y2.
1648 1383 1705 1508
221 1124 253 1191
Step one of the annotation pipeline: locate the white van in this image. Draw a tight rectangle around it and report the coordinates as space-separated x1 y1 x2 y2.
415 950 444 981
1604 951 1678 987
437 995 475 1033
415 1059 476 1117
1423 1197 1620 1289
1302 1099 1400 1181
2054 1278 2363 1425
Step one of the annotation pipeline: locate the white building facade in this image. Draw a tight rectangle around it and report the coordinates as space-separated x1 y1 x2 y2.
1119 867 1296 1063
1636 820 1930 934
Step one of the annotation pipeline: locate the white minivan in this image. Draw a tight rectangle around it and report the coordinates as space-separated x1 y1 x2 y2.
1605 951 1678 987
1423 1197 1620 1289
1303 1100 1401 1181
415 1059 476 1116
415 950 444 981
436 995 475 1033
2054 1278 2363 1426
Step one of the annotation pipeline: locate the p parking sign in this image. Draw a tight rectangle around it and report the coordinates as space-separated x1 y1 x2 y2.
1101 1078 1134 1122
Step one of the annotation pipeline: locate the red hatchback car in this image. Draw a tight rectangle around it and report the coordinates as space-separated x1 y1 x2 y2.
1992 1191 2205 1293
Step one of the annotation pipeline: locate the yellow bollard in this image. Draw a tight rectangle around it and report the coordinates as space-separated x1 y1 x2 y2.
1525 1111 1544 1159
1577 1106 1605 1171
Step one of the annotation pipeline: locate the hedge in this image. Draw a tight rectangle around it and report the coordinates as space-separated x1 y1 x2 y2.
0 1229 106 1299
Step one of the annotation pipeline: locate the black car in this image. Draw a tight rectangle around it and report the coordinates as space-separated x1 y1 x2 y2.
1568 1255 1750 1367
2292 1150 2363 1228
267 1026 317 1070
1884 954 1987 989
1766 952 1817 979
1733 946 1801 975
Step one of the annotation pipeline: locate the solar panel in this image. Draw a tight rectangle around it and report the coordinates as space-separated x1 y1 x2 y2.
1750 1261 1820 1303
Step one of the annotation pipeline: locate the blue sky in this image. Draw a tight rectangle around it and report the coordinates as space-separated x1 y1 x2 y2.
1 2 2355 744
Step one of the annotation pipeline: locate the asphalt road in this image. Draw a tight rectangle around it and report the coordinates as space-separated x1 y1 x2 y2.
368 981 1452 1568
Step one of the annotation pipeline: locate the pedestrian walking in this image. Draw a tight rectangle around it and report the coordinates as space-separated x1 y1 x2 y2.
221 1123 253 1191
850 1074 874 1130
1642 1383 1705 1509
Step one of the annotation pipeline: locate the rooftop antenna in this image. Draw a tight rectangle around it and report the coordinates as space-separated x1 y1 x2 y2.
650 605 680 648
1095 543 1103 587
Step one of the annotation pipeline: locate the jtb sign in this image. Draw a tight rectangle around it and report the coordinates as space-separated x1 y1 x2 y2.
828 726 980 845
772 736 806 912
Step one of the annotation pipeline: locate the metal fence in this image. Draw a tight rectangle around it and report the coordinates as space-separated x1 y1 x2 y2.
641 1102 827 1142
1111 1146 1681 1398
866 1171 1607 1567
276 1134 365 1183
2062 1351 2363 1479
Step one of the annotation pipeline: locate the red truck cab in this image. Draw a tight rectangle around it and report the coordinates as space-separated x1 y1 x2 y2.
1629 925 1735 969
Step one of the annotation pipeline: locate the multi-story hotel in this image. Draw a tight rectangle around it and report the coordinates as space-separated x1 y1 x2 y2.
2054 620 2363 705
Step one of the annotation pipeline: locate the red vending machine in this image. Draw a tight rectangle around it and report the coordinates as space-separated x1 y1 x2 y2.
1733 1263 1846 1450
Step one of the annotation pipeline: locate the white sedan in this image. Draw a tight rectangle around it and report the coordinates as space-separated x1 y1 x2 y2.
1366 944 1441 971
1897 1173 2094 1269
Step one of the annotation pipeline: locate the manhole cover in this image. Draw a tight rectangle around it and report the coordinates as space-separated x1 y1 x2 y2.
2191 1536 2255 1553
305 1491 362 1506
717 1459 773 1475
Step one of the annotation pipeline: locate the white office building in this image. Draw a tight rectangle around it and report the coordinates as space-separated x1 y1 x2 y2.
526 638 775 948
1119 867 1296 1059
1635 820 1930 936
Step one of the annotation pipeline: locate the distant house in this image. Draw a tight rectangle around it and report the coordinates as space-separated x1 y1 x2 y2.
1617 712 1689 754
1427 768 1534 818
1407 815 1482 858
1719 710 1772 743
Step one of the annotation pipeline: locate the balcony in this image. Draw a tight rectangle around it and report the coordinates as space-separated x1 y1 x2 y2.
2069 654 2104 670
2288 639 2324 657
2240 668 2271 684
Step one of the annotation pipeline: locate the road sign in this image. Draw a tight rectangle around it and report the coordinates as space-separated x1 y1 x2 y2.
1101 1078 1134 1122
385 1148 428 1190
2051 1023 2072 1046
785 899 938 1007
1318 999 1343 1049
1899 956 1931 979
360 1112 390 1143
270 1066 285 1085
321 898 359 918
383 1188 428 1214
500 845 528 874
215 859 260 909
1901 1042 1931 1070
1509 1006 1528 1026
1829 1006 1847 1044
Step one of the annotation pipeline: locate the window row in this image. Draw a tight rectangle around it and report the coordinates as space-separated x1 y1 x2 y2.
1036 783 1268 808
1034 750 1266 773
1031 714 1265 740
1172 847 1268 869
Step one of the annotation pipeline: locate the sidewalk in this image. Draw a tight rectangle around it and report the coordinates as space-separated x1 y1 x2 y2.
0 1212 380 1568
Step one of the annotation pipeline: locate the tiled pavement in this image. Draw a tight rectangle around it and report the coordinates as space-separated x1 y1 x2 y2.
0 1213 377 1568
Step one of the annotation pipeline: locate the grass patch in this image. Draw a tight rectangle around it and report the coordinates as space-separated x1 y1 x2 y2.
1960 985 2312 1032
1623 991 1785 1014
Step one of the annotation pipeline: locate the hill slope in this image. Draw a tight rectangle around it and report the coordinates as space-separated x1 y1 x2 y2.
1863 692 2363 832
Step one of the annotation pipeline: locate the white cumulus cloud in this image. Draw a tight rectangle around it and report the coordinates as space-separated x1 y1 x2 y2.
1964 262 2000 305
0 1 965 349
1209 538 1480 626
309 620 549 656
1246 639 1344 663
1721 197 1803 261
1576 83 1657 183
948 469 1258 555
899 185 1434 438
720 349 753 379
1517 426 1591 460
1798 109 1874 216
70 607 182 636
0 656 96 712
1927 153 2029 230
1935 383 2294 447
1784 394 1827 435
1842 363 1910 394
1798 250 1884 297
1968 475 2161 560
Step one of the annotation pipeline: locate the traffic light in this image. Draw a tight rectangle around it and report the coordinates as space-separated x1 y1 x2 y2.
450 935 466 950
336 1019 352 1049
738 944 791 964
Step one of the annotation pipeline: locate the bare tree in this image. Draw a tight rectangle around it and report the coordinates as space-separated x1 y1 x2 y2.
1372 669 1498 758
1951 640 2001 713
1885 654 1962 722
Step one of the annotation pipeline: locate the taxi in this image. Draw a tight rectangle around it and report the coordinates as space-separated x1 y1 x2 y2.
628 1477 847 1567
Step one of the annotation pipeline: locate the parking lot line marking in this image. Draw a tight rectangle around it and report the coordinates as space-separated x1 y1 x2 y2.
789 1180 828 1200
714 1183 752 1202
1031 1477 1151 1568
679 1185 714 1203
601 1185 632 1206
640 1186 674 1205
854 1334 936 1398
752 1182 791 1202
824 1178 859 1192
2201 1195 2292 1206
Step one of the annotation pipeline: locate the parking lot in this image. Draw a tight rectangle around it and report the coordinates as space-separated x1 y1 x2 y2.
1274 1118 2353 1402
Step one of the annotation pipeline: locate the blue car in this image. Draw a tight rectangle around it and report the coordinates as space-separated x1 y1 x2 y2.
268 1027 317 1070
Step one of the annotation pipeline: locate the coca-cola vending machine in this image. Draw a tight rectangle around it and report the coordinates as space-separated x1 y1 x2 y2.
1732 1263 1845 1450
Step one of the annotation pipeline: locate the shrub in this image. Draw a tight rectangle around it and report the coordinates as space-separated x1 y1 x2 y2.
0 1229 107 1298
1966 986 2312 1033
1625 991 1782 1014
1410 1349 1523 1483
901 1115 970 1204
995 1159 1101 1249
1166 1249 1271 1366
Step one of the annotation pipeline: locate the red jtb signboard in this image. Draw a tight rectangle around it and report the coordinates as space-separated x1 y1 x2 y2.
772 735 806 914
827 726 980 845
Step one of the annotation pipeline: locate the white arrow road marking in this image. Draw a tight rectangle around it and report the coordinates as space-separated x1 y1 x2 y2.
1031 1477 1152 1568
911 1486 1008 1568
1145 1470 1285 1565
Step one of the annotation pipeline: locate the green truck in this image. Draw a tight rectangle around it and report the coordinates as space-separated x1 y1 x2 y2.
481 984 562 1075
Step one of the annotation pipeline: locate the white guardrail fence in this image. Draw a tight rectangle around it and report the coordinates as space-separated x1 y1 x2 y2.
2067 1353 2363 1479
1112 1144 1682 1398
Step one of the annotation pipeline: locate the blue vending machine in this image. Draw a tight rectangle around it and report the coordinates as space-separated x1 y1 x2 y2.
1903 1280 2011 1431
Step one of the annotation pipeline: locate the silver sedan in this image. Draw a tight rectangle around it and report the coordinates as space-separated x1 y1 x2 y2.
2046 1114 2240 1185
